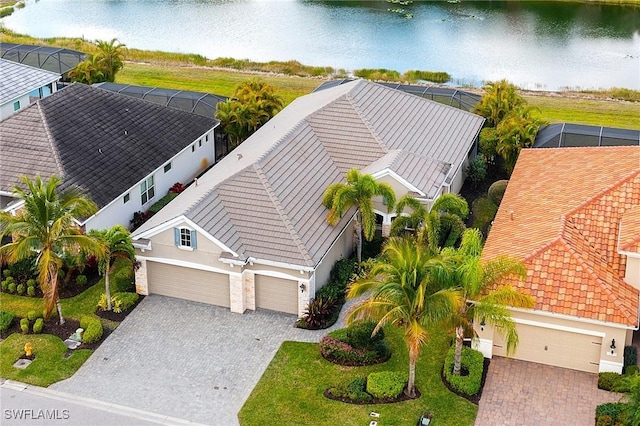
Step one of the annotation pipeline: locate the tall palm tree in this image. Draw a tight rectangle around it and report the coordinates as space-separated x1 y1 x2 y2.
0 176 103 324
89 225 135 311
94 38 126 82
444 228 534 375
391 193 469 250
347 236 463 397
473 79 527 128
322 169 396 263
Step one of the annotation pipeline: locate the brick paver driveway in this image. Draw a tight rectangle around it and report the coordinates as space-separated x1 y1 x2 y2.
475 357 621 426
50 295 335 426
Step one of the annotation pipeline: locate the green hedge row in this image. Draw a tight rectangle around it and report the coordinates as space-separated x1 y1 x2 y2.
443 346 484 396
366 371 407 399
80 316 103 344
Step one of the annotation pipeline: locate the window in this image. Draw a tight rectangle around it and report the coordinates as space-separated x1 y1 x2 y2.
13 101 20 111
140 176 155 205
174 227 197 249
164 162 172 173
123 193 130 203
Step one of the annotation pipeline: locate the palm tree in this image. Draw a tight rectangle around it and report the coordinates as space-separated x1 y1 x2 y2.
391 193 469 250
68 55 106 84
347 236 463 397
322 169 396 262
0 176 103 324
89 225 135 311
444 228 534 375
473 79 527 128
495 109 544 175
94 38 126 82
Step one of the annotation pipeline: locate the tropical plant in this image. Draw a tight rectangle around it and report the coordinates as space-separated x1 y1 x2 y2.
346 236 463 397
322 169 396 263
444 228 534 376
68 55 106 84
89 225 135 311
0 176 103 324
94 38 126 82
495 110 544 175
622 373 640 426
473 79 527 128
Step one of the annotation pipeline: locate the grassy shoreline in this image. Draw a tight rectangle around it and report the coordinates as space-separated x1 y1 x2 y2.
2 29 639 129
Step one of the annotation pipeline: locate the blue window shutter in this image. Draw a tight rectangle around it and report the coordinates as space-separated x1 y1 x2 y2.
174 228 180 246
191 230 197 249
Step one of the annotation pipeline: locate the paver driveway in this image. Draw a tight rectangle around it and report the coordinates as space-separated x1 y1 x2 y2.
475 357 621 426
50 295 335 425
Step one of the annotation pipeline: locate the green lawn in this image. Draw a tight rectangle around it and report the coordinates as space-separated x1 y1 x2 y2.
0 333 92 387
239 327 477 426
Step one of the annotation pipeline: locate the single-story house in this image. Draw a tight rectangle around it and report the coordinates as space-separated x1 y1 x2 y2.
0 83 219 231
131 79 485 316
477 146 640 374
0 58 60 121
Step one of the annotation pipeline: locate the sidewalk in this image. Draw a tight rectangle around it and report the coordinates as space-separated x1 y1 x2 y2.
1 380 202 425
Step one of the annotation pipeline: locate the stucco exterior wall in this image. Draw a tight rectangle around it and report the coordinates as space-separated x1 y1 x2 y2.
312 221 354 296
624 256 640 289
0 93 29 121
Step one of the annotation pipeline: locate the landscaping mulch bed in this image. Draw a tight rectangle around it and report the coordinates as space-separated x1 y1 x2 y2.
324 387 421 405
1 317 110 350
440 357 491 405
94 295 144 321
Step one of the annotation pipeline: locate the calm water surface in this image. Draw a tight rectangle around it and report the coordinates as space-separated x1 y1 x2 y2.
3 0 639 90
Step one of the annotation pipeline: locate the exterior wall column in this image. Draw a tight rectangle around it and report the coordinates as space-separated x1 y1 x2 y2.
243 270 256 311
381 215 392 237
297 274 314 318
134 258 149 296
229 272 245 314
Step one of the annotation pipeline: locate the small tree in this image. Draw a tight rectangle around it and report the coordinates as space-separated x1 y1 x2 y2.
473 80 527 128
495 110 543 175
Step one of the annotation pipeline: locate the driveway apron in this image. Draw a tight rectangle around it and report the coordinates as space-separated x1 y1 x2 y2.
50 295 342 425
475 357 621 426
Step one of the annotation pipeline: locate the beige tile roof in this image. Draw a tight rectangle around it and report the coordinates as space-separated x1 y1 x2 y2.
483 146 640 326
134 80 485 267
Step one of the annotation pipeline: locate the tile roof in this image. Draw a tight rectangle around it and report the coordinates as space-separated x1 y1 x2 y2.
619 206 640 254
0 83 218 208
0 58 60 105
483 146 640 326
134 79 485 267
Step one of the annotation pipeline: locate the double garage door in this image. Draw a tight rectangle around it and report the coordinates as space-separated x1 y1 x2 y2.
493 323 602 373
146 262 298 314
147 262 230 307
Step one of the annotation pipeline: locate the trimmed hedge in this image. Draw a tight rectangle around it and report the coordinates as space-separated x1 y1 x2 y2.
488 180 509 206
80 316 103 344
110 259 134 293
32 318 43 334
366 371 407 399
0 311 14 332
444 346 484 396
598 371 634 392
20 318 29 334
148 192 179 215
624 345 638 373
27 310 38 321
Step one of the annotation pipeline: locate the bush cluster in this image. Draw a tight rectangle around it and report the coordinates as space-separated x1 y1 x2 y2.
366 371 407 399
321 322 390 366
326 376 372 403
443 346 485 396
0 311 14 332
76 274 88 286
80 316 103 344
598 372 634 392
319 336 379 364
112 292 139 312
595 402 628 426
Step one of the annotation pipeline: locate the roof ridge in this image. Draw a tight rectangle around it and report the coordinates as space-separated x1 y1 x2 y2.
37 101 64 178
345 90 389 153
252 164 314 266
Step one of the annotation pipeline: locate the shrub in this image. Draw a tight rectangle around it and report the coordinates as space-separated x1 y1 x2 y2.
319 336 376 364
354 68 401 81
362 236 385 260
346 377 372 402
169 182 185 193
315 285 345 301
6 255 36 282
27 310 38 321
20 318 29 334
27 286 36 297
626 365 639 376
5 276 14 284
345 321 384 349
0 311 14 332
2 269 9 278
112 292 139 312
329 258 356 288
0 6 14 18
479 127 499 158
16 284 25 295
76 274 88 286
27 279 36 287
97 293 109 311
402 70 450 84
366 371 407 399
624 345 637 372
111 259 134 292
1 280 8 292
7 282 16 293
32 318 44 334
444 346 485 396
148 192 179 215
467 156 487 187
598 372 630 392
596 402 627 426
303 297 337 329
80 316 103 344
130 210 152 230
488 180 509 206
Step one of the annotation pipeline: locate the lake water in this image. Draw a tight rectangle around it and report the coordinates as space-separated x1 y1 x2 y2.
2 0 639 90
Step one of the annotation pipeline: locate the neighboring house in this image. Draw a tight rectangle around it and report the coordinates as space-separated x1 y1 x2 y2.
0 83 219 231
0 58 60 120
131 79 485 317
477 146 640 374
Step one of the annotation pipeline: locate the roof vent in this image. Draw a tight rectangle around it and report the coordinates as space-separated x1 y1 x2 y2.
510 210 515 221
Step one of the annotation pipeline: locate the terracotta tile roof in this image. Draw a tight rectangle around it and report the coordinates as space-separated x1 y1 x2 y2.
483 147 640 326
619 206 640 254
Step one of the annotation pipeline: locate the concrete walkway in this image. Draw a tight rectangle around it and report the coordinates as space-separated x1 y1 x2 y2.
49 295 354 426
475 357 621 426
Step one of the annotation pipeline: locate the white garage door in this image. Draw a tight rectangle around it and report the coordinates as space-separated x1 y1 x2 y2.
147 262 230 307
493 323 602 373
255 275 298 315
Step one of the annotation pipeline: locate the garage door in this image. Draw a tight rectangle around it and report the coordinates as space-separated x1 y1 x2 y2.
147 262 230 307
493 323 602 373
255 275 298 315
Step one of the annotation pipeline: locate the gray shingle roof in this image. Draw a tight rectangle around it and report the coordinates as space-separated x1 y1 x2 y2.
134 80 484 267
0 83 218 208
0 58 60 105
